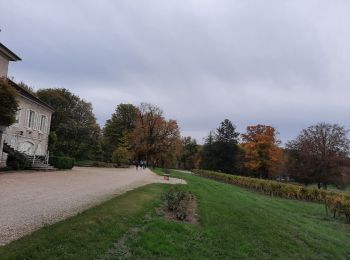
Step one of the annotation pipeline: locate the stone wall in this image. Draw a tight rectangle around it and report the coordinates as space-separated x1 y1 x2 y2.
0 54 9 77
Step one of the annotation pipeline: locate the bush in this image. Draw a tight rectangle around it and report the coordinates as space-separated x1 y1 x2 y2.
49 156 75 169
0 79 18 126
111 147 131 166
193 169 350 223
4 144 30 170
164 187 192 221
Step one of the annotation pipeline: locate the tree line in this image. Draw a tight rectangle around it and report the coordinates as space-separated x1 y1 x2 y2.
201 120 350 189
1 82 350 189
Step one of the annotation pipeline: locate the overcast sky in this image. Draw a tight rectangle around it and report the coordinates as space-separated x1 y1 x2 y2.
1 0 350 144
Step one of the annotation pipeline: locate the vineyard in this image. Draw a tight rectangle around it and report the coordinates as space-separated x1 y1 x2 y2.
193 169 350 223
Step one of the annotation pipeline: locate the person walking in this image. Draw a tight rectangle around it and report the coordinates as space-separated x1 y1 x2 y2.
135 160 139 170
140 160 144 170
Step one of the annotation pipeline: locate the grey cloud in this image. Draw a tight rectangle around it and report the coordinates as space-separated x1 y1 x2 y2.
1 0 350 143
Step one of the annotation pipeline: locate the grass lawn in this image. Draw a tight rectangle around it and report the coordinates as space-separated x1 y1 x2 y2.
1 169 350 259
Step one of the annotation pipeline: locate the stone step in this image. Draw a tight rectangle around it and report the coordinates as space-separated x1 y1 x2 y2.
31 160 45 164
32 164 54 167
31 167 58 171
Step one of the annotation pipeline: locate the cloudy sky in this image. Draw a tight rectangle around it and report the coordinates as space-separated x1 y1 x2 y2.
1 0 350 143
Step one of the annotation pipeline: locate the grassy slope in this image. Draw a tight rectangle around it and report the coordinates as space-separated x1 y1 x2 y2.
127 170 350 259
1 170 350 259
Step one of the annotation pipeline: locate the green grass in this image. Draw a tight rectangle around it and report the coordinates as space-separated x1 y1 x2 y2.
0 184 169 259
1 169 350 259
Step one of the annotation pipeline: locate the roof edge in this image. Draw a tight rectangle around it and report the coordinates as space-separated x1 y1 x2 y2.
1 77 55 112
0 42 21 61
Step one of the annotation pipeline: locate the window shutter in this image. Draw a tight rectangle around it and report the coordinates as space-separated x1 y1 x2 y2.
44 117 47 133
33 113 37 130
40 116 45 132
46 117 50 133
24 110 29 128
39 116 43 131
37 114 41 130
37 113 40 130
18 109 21 125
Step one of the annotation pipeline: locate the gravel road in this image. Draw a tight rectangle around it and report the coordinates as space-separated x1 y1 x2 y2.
0 167 185 245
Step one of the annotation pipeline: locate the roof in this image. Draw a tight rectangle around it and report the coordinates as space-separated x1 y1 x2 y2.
0 42 21 61
1 77 54 112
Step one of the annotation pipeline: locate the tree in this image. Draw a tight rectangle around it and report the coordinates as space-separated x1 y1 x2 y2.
103 104 138 161
17 81 36 96
179 136 199 170
201 119 240 173
0 79 18 127
112 146 131 166
215 119 239 144
286 123 350 189
37 88 102 160
111 130 132 166
130 103 181 167
241 125 283 179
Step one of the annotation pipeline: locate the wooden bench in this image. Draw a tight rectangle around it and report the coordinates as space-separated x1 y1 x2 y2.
163 173 170 180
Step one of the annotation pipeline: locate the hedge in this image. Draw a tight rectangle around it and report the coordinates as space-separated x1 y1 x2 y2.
193 169 350 223
49 156 75 169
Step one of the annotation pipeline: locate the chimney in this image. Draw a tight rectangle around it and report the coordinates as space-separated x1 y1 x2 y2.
0 42 21 77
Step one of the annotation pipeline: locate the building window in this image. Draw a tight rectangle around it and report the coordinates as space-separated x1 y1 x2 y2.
14 108 21 125
40 115 47 132
28 110 35 128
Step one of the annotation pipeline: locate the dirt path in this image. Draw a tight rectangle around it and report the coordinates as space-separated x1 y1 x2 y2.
0 167 185 245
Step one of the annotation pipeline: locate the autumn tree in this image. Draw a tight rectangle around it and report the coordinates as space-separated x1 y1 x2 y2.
130 103 181 167
37 88 102 160
103 104 138 161
286 123 350 189
0 79 18 127
179 136 199 170
241 125 283 179
201 119 241 173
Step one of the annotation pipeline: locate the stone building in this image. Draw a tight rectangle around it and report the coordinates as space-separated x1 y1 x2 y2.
0 42 54 168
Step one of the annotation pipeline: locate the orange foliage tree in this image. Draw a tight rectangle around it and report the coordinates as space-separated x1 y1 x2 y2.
241 125 284 179
130 103 181 167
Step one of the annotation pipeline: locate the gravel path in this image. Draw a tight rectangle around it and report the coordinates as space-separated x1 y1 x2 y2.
0 167 186 245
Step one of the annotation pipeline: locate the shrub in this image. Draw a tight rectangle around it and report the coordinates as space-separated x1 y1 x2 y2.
164 187 192 221
193 169 350 223
0 79 18 126
49 156 75 169
91 161 111 167
6 151 30 171
111 147 131 166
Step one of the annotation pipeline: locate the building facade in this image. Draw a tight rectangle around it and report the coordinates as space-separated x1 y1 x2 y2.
0 43 53 167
